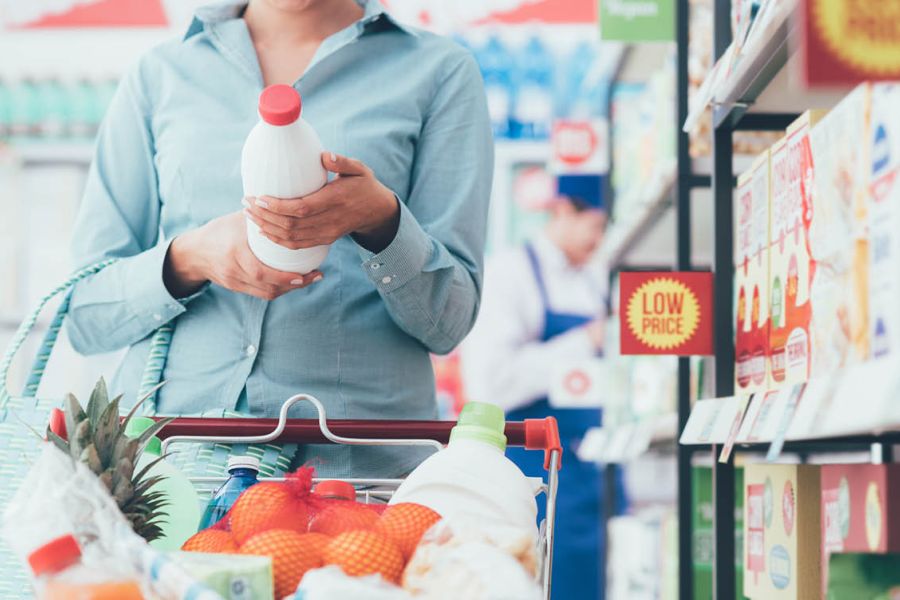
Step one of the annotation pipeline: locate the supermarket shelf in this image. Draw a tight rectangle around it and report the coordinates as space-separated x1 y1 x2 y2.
711 3 794 129
3 141 94 167
579 412 677 464
602 164 677 269
680 356 900 449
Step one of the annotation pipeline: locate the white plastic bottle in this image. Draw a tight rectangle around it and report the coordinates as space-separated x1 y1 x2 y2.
125 417 201 551
390 402 541 532
241 84 328 274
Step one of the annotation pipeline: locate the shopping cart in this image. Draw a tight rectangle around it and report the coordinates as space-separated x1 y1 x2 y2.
153 393 562 599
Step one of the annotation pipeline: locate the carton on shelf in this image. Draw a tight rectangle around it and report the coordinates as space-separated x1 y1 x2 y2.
744 463 821 599
768 110 827 387
693 466 747 599
735 151 771 394
820 464 900 597
826 553 900 600
808 84 872 377
867 83 900 359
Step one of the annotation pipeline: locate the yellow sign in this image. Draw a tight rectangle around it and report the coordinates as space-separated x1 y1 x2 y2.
625 277 701 351
806 0 900 84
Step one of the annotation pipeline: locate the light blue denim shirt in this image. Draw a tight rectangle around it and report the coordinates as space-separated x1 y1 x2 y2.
66 0 493 476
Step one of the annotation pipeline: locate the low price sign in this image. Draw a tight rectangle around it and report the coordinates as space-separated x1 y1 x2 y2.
803 0 900 85
620 271 713 355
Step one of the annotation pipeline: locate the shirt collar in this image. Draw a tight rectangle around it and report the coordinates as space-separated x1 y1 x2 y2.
184 0 417 41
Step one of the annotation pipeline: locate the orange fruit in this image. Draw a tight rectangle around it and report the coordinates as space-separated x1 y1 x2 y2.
229 483 309 544
240 530 322 599
303 532 332 558
323 530 405 584
375 503 442 559
309 503 379 536
181 529 239 553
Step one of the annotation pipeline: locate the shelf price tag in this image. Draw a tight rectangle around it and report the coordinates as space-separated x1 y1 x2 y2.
619 271 713 355
803 0 900 86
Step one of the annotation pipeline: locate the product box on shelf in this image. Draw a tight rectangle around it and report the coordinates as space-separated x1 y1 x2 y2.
736 151 771 394
693 466 747 599
808 85 872 378
820 464 900 596
826 553 900 599
744 463 821 599
768 110 826 387
867 83 900 359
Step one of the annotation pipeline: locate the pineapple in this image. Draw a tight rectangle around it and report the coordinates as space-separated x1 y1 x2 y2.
46 378 174 542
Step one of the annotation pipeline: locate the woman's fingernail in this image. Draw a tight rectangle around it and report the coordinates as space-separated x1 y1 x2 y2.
312 275 324 283
290 279 304 285
255 198 269 208
241 197 250 208
329 152 337 163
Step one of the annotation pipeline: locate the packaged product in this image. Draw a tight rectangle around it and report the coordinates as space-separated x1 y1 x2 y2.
820 464 900 596
744 463 820 599
171 551 273 600
808 85 872 377
826 553 900 599
769 110 827 386
736 151 771 393
867 83 900 359
693 466 747 599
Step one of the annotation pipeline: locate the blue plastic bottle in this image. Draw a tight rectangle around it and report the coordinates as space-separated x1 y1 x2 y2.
513 36 555 140
476 35 516 140
198 455 260 531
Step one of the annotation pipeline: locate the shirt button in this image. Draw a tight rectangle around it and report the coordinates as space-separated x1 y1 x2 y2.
370 263 381 270
245 345 257 357
152 313 162 322
381 276 392 285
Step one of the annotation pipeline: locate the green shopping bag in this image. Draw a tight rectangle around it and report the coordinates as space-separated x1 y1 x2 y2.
0 260 296 596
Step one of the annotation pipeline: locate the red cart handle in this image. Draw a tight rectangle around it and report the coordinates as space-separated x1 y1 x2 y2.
47 410 563 472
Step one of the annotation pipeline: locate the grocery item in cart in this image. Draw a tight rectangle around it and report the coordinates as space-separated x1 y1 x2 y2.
240 529 323 599
404 526 541 600
295 565 414 600
227 469 315 544
308 482 380 536
172 551 273 600
29 534 142 600
125 416 201 550
390 402 541 532
242 84 328 273
375 503 442 560
198 455 260 531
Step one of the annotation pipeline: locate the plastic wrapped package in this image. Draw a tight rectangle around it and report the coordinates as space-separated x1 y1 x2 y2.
2 443 221 600
295 566 413 600
402 515 540 599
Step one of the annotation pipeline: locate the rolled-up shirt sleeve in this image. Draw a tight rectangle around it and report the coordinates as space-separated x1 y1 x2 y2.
357 52 493 355
66 61 201 355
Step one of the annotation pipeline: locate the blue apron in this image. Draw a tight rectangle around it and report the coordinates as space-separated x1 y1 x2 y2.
506 243 616 600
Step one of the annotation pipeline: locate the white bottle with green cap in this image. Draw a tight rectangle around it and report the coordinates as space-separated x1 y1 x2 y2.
390 402 540 532
125 417 201 551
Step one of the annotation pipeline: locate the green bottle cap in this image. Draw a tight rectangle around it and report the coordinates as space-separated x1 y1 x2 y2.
124 416 161 456
449 402 507 451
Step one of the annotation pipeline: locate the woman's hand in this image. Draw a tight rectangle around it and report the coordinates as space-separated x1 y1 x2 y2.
243 152 401 254
164 211 323 300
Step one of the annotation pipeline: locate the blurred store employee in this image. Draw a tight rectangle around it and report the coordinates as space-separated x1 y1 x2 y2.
65 0 493 477
462 173 617 600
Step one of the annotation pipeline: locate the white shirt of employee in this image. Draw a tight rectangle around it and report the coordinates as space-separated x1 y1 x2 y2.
461 196 608 412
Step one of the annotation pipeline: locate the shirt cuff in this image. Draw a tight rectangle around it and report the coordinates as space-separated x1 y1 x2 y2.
357 200 432 293
122 239 205 330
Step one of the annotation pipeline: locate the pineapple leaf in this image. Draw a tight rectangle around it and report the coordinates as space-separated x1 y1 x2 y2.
135 417 174 455
98 470 114 493
93 398 121 467
85 378 110 428
64 394 87 449
132 455 169 486
46 430 69 453
79 444 103 473
71 420 92 462
120 381 165 434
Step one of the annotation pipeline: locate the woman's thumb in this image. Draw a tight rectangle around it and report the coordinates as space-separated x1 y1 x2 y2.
323 152 368 176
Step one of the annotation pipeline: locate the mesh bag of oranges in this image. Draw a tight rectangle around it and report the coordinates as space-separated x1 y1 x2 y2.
181 466 442 598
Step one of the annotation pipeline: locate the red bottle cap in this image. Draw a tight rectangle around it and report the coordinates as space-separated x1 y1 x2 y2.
258 84 301 126
314 480 356 501
28 534 81 577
